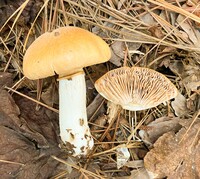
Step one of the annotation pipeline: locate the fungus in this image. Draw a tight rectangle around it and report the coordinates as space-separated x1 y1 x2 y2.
95 67 178 111
95 66 178 140
23 27 111 156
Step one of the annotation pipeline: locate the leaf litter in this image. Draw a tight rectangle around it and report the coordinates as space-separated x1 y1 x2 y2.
0 0 200 178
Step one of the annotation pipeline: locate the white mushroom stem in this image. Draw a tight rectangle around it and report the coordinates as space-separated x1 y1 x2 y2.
59 73 94 156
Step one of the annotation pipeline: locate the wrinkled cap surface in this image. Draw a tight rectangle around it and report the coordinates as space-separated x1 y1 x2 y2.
95 67 178 111
23 27 111 80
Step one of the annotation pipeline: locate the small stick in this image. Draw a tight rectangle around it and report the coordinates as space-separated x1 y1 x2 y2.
5 86 58 113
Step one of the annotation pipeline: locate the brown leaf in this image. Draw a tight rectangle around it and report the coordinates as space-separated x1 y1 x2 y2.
0 0 43 28
0 110 66 179
169 58 200 94
87 94 105 120
124 160 144 168
0 73 67 178
0 125 38 178
139 12 157 25
113 168 151 179
176 13 200 47
139 116 181 144
110 41 124 67
149 25 164 39
0 89 49 148
13 91 60 147
144 119 200 178
0 72 13 89
41 82 59 106
110 28 141 66
171 92 188 116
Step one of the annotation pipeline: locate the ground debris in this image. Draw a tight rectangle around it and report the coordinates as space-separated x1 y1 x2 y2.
144 116 200 179
0 73 67 179
0 0 43 29
171 92 188 117
1 0 200 178
139 116 181 145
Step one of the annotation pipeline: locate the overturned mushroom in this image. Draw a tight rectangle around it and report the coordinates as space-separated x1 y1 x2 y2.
95 67 178 111
23 27 111 156
95 66 178 140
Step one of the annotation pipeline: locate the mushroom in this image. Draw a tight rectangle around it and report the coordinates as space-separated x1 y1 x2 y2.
23 27 111 156
95 66 178 111
94 66 178 140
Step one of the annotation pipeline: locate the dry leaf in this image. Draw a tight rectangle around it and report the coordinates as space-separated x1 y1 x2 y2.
114 168 152 179
176 14 200 47
139 12 157 26
124 160 144 168
87 94 105 120
0 0 43 31
41 83 59 106
116 145 130 169
0 72 13 89
110 28 142 66
0 73 67 178
149 25 164 39
144 120 200 178
171 92 188 116
183 74 200 92
169 58 200 94
0 92 67 178
110 41 125 66
107 101 121 124
186 93 200 112
139 116 181 144
91 115 107 139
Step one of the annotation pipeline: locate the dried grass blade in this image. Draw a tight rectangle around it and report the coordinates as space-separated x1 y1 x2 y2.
0 0 30 34
5 86 58 113
23 0 50 52
0 159 24 166
51 156 104 179
148 0 200 23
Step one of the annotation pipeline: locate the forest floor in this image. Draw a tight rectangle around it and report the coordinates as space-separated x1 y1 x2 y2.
0 0 200 178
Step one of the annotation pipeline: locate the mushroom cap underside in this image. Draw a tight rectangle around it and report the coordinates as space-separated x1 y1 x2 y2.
95 67 178 111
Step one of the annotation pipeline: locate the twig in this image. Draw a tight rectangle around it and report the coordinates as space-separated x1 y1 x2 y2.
5 86 58 113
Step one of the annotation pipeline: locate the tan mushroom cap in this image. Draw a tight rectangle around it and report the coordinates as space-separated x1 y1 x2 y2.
23 27 111 80
95 67 178 111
